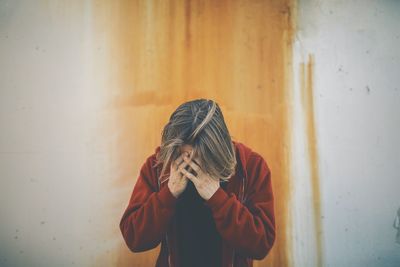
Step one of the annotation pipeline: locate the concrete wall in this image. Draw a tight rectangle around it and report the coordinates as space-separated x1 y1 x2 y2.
0 1 399 266
0 1 110 266
292 0 400 266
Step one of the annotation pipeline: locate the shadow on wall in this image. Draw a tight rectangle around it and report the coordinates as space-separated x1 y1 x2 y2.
394 207 400 245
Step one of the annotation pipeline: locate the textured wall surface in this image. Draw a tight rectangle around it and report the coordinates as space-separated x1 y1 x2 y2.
292 0 400 266
94 1 294 266
0 0 399 267
0 1 107 267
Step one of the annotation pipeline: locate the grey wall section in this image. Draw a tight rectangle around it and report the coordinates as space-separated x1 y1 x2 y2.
0 1 111 267
295 0 400 266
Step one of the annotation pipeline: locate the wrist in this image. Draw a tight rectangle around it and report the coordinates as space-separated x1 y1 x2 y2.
168 184 179 198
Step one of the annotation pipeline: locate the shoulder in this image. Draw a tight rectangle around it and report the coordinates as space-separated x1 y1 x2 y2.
136 151 160 191
248 150 270 173
233 140 270 175
236 145 271 194
236 145 273 202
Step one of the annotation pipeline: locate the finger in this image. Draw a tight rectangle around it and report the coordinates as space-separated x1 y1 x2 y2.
185 165 194 177
183 157 201 173
178 165 192 180
174 154 184 167
177 160 189 174
180 168 199 185
172 155 186 173
180 167 191 181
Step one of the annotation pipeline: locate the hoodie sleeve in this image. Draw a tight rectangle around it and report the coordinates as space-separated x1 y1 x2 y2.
205 152 276 260
119 155 178 252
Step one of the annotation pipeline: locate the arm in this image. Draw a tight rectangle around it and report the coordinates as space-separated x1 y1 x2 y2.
119 155 178 252
205 152 275 260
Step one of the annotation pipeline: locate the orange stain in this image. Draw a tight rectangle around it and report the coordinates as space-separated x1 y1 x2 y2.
92 0 296 266
300 54 324 267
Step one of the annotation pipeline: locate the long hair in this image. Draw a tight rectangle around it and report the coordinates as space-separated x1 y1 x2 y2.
154 98 237 184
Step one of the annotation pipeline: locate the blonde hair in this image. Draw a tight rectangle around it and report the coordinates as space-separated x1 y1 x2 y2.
155 98 237 184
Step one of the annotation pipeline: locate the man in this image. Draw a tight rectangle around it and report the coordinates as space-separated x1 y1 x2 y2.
120 99 275 266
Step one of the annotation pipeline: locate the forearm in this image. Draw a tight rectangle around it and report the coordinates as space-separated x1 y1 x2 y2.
120 185 178 252
205 187 275 260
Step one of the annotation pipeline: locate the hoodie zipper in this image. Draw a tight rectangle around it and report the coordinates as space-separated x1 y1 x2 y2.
166 232 172 267
231 175 246 267
157 168 172 267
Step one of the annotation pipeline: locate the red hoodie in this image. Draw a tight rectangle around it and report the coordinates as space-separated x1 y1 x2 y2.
119 140 276 267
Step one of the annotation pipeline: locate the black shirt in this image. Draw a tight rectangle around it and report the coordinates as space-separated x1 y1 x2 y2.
176 180 226 267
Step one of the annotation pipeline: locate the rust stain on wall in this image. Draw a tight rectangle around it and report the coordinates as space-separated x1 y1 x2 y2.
300 54 324 267
92 0 296 266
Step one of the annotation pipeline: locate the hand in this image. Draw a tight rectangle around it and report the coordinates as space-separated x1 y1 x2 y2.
167 153 192 198
180 154 220 201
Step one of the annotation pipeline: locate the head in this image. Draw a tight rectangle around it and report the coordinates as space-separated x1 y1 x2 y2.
155 98 237 183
